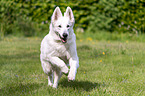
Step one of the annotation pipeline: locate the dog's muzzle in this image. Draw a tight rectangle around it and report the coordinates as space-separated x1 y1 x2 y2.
56 32 68 43
61 33 68 43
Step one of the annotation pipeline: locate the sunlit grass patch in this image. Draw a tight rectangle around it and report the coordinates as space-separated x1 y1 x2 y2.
0 37 145 96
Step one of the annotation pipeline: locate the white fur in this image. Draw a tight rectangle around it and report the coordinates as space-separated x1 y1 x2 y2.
40 7 79 88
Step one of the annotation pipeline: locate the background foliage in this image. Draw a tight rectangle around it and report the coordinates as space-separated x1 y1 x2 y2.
0 0 145 38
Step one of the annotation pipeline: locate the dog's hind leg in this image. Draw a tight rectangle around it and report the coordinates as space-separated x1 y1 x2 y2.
41 60 54 87
48 72 53 86
53 69 62 88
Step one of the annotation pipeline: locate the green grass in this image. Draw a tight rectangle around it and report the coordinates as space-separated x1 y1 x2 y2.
76 30 145 42
0 37 145 96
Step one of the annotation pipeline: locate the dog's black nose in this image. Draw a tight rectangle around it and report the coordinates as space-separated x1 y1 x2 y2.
63 33 68 38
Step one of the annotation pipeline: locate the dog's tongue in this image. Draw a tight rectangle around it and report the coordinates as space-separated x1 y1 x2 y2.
61 38 67 43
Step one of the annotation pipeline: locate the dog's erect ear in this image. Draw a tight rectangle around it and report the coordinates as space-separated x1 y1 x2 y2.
51 7 62 22
65 7 75 23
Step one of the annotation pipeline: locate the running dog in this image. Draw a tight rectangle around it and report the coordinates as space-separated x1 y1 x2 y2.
40 7 79 88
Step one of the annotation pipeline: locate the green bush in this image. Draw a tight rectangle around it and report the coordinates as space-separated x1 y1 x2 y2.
0 0 145 38
0 0 15 38
117 0 145 34
87 0 124 32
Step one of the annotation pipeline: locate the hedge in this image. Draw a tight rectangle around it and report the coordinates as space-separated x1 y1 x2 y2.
0 0 145 37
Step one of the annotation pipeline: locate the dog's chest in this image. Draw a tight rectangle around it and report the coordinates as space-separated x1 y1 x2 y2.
53 44 70 57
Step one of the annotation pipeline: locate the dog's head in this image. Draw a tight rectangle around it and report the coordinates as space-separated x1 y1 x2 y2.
50 7 75 43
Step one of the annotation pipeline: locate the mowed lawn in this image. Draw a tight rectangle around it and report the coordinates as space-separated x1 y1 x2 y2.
0 37 145 96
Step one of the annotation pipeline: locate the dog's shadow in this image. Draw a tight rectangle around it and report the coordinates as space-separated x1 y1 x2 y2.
59 78 102 91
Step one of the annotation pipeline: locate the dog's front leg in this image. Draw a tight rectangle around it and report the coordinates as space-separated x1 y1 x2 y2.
49 57 69 74
68 58 79 81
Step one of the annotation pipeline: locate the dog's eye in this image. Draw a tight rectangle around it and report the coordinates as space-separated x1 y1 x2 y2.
67 25 70 28
58 25 61 28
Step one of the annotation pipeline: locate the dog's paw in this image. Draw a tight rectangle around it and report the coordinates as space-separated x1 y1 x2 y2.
68 75 75 81
52 84 58 88
61 66 69 74
68 67 77 81
48 83 53 87
68 72 75 81
63 71 69 76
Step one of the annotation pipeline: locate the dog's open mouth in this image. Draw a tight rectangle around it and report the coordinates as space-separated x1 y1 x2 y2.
58 34 67 43
60 37 67 43
56 32 67 43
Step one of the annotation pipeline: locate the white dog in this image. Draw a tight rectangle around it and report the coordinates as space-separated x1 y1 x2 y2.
40 7 79 88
